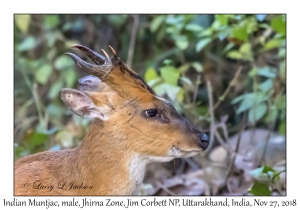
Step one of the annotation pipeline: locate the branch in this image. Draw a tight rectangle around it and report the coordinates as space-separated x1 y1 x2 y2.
126 15 139 68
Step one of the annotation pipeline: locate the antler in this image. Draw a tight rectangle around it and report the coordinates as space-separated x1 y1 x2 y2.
65 45 118 79
66 44 155 96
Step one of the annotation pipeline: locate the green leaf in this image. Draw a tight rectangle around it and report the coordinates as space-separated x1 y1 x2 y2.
175 35 189 50
227 50 242 59
35 64 52 85
176 88 184 103
199 28 213 37
185 23 203 32
259 79 273 92
236 93 256 113
26 131 49 148
55 55 74 70
248 103 267 124
107 15 128 27
248 67 258 77
47 104 64 120
196 38 212 52
17 36 39 52
257 66 277 78
231 94 245 104
165 84 181 101
153 83 166 96
248 182 271 196
222 42 235 54
256 14 267 22
180 77 193 89
48 80 63 99
64 68 77 87
192 62 203 72
266 105 278 123
279 121 286 135
215 15 228 26
15 14 31 33
44 15 59 29
150 15 165 32
160 66 180 86
166 15 184 25
264 39 282 51
232 27 248 41
147 78 162 88
218 95 225 101
271 16 286 36
145 68 158 82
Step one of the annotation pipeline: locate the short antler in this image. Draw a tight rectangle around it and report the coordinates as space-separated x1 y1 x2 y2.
66 45 155 95
65 45 117 79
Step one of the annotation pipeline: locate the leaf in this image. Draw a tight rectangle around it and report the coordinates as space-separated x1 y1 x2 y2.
215 15 228 26
35 64 52 85
17 36 39 52
64 68 77 87
25 131 49 148
192 62 203 72
259 79 273 92
236 94 255 113
222 42 235 54
54 55 74 70
150 15 165 32
180 77 193 89
218 31 229 41
271 16 286 36
248 103 267 124
147 78 162 88
176 88 185 103
248 67 258 77
231 94 245 104
44 15 59 29
145 68 158 82
160 66 180 86
107 15 128 27
265 105 278 123
257 66 277 78
166 15 184 25
196 38 212 52
256 14 267 22
199 28 213 37
248 182 271 196
48 80 63 99
153 83 166 97
185 23 203 32
175 35 189 50
279 121 286 135
227 50 242 59
264 39 282 51
165 84 181 101
232 27 248 41
15 14 31 33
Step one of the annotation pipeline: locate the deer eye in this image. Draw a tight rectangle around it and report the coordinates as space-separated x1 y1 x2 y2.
145 109 158 117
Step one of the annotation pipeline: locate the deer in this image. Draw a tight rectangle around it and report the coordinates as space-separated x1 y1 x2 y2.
14 45 209 195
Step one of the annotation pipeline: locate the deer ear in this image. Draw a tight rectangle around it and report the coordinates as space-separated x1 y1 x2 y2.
59 88 111 120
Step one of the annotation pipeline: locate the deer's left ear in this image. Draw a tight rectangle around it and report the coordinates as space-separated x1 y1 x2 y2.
59 88 112 120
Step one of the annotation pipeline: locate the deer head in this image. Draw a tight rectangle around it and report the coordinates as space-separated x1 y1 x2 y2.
60 45 209 161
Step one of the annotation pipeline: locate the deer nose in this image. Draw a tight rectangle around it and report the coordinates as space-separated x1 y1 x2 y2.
199 133 209 150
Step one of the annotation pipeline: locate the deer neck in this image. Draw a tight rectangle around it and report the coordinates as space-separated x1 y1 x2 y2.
75 119 147 195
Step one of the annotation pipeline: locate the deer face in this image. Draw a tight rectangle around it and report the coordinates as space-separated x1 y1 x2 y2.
59 45 208 161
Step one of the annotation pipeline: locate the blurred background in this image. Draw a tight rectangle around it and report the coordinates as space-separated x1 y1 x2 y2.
14 14 286 196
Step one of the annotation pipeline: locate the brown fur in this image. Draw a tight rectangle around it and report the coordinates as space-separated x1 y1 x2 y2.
14 45 208 195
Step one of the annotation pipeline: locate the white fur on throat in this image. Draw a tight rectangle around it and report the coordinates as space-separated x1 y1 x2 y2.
128 147 201 195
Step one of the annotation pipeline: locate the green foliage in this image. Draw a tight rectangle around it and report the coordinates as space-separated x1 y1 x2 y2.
14 14 286 166
248 165 283 196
